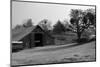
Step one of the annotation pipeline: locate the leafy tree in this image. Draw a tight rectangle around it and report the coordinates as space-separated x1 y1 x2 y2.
14 24 22 30
63 19 74 31
53 20 66 34
23 19 33 28
85 9 96 28
70 9 95 41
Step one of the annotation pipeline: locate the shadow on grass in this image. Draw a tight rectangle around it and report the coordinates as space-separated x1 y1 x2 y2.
29 40 95 52
12 48 23 53
12 38 95 53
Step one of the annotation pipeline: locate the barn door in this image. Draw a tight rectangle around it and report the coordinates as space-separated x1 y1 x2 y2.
34 33 43 47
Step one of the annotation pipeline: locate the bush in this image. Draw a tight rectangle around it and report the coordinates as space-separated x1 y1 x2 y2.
77 38 89 43
57 37 66 41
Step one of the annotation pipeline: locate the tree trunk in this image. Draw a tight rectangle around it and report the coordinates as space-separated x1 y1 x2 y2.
77 32 81 42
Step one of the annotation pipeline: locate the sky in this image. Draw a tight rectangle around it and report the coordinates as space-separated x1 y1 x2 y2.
12 1 95 28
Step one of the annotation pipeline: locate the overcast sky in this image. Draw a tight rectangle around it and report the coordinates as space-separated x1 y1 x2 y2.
12 1 95 28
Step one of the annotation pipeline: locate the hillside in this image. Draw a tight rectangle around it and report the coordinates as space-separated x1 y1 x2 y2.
11 41 96 66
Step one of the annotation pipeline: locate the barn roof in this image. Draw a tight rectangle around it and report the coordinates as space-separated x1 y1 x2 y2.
12 25 54 41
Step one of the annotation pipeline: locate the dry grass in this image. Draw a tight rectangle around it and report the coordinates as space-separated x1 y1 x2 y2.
11 41 96 66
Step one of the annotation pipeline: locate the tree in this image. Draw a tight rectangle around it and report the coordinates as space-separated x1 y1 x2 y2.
70 9 95 41
53 20 66 34
85 9 96 28
63 19 73 31
14 24 22 30
38 19 52 31
23 19 33 28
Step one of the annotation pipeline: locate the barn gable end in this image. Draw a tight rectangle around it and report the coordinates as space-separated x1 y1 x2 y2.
12 25 55 50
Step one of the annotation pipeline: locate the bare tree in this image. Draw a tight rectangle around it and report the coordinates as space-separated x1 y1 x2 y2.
38 19 52 30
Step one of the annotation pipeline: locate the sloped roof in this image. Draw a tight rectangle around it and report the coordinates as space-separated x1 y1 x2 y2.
12 25 54 41
12 26 35 41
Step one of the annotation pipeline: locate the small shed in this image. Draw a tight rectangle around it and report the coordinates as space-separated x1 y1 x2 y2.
12 41 23 52
12 25 55 49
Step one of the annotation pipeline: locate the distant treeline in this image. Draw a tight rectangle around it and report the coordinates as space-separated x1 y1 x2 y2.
13 8 96 41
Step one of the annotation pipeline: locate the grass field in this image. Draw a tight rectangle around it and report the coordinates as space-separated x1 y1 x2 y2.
11 41 96 66
53 32 77 45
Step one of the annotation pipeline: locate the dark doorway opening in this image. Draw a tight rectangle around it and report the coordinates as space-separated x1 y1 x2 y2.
34 33 43 47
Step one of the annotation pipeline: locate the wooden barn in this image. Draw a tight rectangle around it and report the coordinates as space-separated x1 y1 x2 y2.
12 25 55 50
